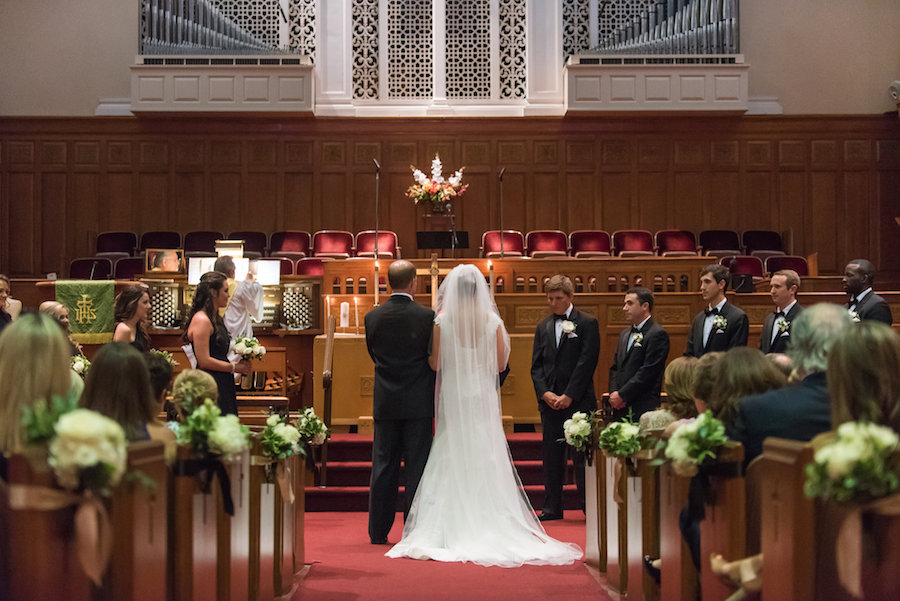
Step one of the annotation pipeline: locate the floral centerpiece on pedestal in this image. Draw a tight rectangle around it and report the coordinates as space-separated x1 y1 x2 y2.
406 154 468 214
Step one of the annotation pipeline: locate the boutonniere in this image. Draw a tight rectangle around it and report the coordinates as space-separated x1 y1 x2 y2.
632 332 643 347
561 320 577 337
777 320 791 334
712 315 728 331
850 310 860 322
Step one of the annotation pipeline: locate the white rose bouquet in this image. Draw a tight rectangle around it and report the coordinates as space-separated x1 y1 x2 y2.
176 398 250 461
296 407 328 445
231 335 266 361
71 353 91 378
598 420 642 458
804 422 899 503
48 409 128 494
561 410 597 464
261 413 305 460
664 411 729 476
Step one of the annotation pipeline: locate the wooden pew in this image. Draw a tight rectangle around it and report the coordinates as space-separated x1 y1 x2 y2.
584 453 607 572
658 461 698 601
636 451 661 601
602 452 628 594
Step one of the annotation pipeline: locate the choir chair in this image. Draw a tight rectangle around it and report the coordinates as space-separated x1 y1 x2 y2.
140 231 182 253
656 230 699 257
741 230 785 262
312 230 354 259
525 230 568 258
114 256 146 280
355 230 400 259
569 230 612 258
612 230 655 257
270 231 311 260
228 231 268 259
480 230 525 258
764 255 809 277
183 231 224 258
69 256 113 279
96 231 138 257
698 230 741 259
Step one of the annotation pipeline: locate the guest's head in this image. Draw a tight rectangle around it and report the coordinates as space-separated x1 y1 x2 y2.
144 352 174 407
115 284 151 326
766 353 794 380
842 259 876 297
699 264 729 305
770 269 800 309
828 321 900 433
693 352 724 414
663 356 699 420
171 369 218 414
0 274 10 312
623 287 653 325
213 255 236 279
39 301 71 332
787 303 853 378
545 275 574 316
387 260 417 293
81 342 157 441
709 347 786 427
0 314 75 453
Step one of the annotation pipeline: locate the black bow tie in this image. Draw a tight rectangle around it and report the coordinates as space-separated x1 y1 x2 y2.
631 325 641 333
705 307 719 317
554 314 568 321
775 310 785 319
847 299 858 309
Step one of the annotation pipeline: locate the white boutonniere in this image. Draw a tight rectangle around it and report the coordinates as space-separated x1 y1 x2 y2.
632 332 643 347
712 315 728 331
850 310 860 322
561 320 577 338
777 320 791 334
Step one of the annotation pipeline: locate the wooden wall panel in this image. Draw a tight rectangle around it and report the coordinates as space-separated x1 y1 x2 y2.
0 116 897 280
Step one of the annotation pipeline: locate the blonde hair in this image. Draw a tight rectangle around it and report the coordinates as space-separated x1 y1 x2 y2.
171 369 218 415
663 356 699 419
0 314 74 453
709 347 786 428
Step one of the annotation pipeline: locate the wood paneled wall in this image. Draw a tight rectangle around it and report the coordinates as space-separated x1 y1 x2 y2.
1 115 898 278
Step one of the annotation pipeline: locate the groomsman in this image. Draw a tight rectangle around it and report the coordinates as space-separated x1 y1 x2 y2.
842 259 893 325
759 269 804 354
608 287 670 422
364 260 435 544
685 264 749 357
531 275 600 521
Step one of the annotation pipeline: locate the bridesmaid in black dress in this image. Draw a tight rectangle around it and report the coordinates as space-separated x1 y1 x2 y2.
183 271 249 415
113 284 152 352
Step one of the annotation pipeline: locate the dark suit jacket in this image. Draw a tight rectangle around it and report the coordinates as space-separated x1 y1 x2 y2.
730 371 831 465
608 318 670 421
684 301 749 358
759 302 804 354
531 306 601 414
364 295 435 420
855 291 893 325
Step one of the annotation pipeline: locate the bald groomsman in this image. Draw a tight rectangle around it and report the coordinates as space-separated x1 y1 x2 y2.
685 264 749 357
842 259 893 325
760 269 804 354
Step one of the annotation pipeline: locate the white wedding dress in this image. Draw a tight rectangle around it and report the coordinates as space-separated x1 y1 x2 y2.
386 265 582 567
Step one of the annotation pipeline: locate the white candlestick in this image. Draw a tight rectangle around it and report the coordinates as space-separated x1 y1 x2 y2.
325 295 330 326
340 302 350 329
488 260 495 299
374 261 380 306
354 297 360 334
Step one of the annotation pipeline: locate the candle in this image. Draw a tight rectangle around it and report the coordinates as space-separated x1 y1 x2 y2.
374 261 380 306
325 295 330 326
340 302 350 329
488 260 495 298
354 296 360 335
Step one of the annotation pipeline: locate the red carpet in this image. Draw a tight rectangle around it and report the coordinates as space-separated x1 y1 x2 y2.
293 512 614 601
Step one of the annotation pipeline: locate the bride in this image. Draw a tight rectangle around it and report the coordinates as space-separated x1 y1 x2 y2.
386 264 582 567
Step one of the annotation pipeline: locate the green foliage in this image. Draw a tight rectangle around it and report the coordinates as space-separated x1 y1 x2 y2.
22 395 78 445
597 418 642 458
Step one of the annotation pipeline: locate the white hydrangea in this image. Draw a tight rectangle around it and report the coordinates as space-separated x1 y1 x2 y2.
49 409 127 491
266 414 280 427
273 422 302 446
233 341 247 355
208 414 249 461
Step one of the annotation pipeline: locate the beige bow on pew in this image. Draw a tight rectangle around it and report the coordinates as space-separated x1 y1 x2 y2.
7 484 113 587
250 455 295 504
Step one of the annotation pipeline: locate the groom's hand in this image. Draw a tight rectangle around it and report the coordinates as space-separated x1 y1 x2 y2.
556 394 573 409
542 391 560 409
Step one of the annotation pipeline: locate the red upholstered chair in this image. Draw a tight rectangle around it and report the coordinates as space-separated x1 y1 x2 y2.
313 230 354 259
721 255 764 279
139 231 181 252
96 231 137 257
699 230 742 259
183 231 223 257
270 231 311 259
295 257 331 276
69 257 113 279
742 230 785 262
612 230 654 257
481 230 525 258
113 257 145 280
525 230 568 258
655 230 699 256
227 231 268 259
355 230 400 259
569 230 611 258
765 255 809 277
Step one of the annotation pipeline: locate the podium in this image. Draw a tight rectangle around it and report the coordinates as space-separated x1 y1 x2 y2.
416 230 469 258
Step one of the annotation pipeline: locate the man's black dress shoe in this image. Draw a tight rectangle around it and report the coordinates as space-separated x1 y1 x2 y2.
538 512 563 522
371 538 389 544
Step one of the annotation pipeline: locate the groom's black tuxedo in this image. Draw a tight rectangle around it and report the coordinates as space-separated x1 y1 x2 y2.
364 294 435 543
684 300 749 358
759 302 803 354
531 306 600 518
608 318 670 422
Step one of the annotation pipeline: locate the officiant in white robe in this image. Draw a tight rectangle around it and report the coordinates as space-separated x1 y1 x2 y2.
223 261 265 341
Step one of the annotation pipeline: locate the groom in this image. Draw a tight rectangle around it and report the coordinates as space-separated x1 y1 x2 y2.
531 274 600 521
364 260 435 544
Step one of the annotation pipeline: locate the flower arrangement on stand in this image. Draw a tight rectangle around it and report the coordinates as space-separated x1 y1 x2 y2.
664 411 729 476
296 407 328 446
562 410 598 465
406 154 468 214
71 353 91 378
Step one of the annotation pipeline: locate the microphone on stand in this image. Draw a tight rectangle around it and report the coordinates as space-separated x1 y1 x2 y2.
498 168 506 259
89 260 97 280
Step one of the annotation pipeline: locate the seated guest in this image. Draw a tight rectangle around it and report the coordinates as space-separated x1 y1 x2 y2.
170 368 219 417
0 274 16 335
766 352 794 380
731 303 853 464
685 264 749 358
81 342 158 441
0 314 78 457
640 356 698 433
708 346 786 435
829 321 900 432
113 284 152 351
842 259 893 325
759 269 803 354
143 351 176 443
39 300 82 355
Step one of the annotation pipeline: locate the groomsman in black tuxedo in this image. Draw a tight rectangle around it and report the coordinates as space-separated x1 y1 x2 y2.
608 287 670 422
531 274 600 521
842 259 893 325
685 264 749 357
364 260 435 544
759 269 804 354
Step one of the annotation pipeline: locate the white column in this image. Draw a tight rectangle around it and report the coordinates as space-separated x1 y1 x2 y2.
525 0 565 114
430 0 449 110
315 0 353 114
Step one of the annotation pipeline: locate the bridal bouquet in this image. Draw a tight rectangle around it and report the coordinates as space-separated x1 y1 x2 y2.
296 407 328 446
261 413 305 460
49 409 128 494
71 353 91 378
664 411 729 476
232 335 266 361
598 420 642 458
804 422 899 503
176 398 250 461
406 154 468 214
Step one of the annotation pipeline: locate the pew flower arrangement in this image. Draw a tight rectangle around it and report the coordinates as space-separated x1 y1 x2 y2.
296 407 328 445
176 398 250 461
562 411 598 465
664 411 729 477
71 353 91 378
48 409 128 494
232 335 266 361
598 419 642 458
804 422 899 503
261 413 305 460
407 154 468 214
22 395 79 446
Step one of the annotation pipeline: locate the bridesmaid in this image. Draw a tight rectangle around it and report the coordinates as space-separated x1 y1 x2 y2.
113 284 152 352
183 271 249 415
